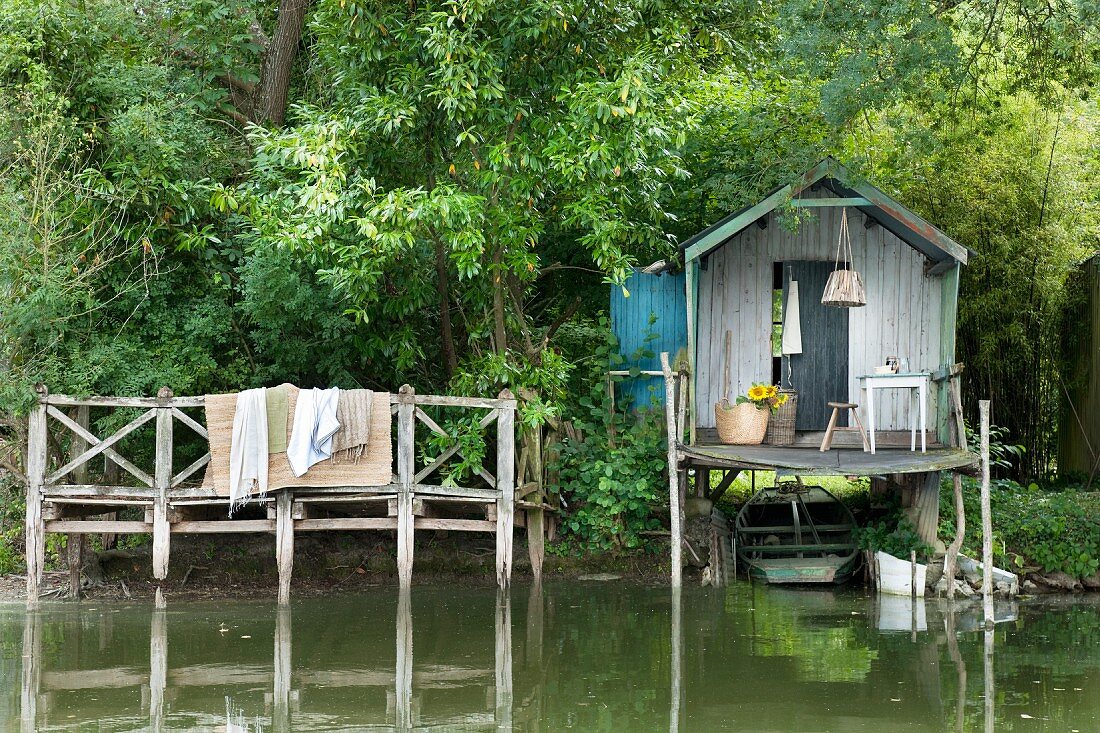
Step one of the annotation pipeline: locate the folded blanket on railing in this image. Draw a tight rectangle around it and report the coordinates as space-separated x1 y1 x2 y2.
229 387 268 512
287 386 341 477
332 388 374 459
202 386 392 499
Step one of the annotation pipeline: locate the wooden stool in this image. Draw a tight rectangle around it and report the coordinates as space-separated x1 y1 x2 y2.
820 402 871 452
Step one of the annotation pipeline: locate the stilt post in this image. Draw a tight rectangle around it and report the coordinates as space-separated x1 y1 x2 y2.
25 385 48 605
276 490 294 605
152 387 173 590
661 353 683 588
944 472 966 599
67 404 90 599
397 385 416 588
496 389 515 589
979 399 993 628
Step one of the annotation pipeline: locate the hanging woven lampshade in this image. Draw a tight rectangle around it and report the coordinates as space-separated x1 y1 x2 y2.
821 207 867 308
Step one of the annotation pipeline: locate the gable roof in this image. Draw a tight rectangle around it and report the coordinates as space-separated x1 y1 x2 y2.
680 158 969 269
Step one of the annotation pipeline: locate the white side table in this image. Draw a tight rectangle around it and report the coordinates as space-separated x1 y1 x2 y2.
856 372 930 454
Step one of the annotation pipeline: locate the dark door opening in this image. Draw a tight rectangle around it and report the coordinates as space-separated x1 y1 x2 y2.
782 261 850 431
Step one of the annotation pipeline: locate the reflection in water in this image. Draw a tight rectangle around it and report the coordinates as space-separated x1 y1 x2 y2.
4 586 1099 731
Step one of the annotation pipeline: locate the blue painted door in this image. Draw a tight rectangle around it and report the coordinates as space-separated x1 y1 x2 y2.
610 270 687 409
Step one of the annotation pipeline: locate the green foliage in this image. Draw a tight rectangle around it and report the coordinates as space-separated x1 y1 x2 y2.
853 508 934 563
553 328 666 552
939 477 1100 579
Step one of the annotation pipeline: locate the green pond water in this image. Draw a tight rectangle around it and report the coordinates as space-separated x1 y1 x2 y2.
1 584 1098 732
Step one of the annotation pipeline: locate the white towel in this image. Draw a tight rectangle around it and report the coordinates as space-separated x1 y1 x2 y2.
287 387 341 477
782 280 803 355
229 388 269 513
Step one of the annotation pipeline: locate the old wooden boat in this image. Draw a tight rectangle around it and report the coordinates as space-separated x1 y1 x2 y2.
734 481 860 584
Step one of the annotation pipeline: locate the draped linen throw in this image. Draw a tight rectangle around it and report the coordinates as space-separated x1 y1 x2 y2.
287 387 341 477
781 280 803 355
332 388 374 459
229 387 269 514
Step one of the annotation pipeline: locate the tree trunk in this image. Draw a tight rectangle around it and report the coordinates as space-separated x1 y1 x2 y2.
492 246 507 355
434 238 458 378
259 0 310 125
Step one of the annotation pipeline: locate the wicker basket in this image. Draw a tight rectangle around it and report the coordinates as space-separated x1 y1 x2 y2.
765 389 798 445
715 399 770 445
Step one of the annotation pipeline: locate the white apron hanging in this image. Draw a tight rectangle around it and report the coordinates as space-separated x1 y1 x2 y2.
781 280 803 355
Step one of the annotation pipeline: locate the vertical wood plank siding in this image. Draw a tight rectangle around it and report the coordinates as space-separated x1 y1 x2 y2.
610 270 687 408
695 203 944 429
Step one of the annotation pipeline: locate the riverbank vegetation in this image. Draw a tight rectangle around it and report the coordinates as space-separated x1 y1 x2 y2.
2 0 1100 576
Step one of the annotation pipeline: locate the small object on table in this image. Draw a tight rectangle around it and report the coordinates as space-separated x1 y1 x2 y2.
857 372 930 454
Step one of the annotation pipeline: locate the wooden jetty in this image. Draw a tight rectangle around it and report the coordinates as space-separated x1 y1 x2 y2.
23 384 528 604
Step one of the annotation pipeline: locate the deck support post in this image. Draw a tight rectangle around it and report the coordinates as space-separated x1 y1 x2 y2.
25 385 48 605
67 405 90 599
152 388 173 594
979 400 993 628
496 389 515 589
276 490 294 606
527 507 545 584
494 589 513 732
661 353 683 588
397 385 416 589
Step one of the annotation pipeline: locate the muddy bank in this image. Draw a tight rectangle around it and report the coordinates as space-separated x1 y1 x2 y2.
0 533 674 601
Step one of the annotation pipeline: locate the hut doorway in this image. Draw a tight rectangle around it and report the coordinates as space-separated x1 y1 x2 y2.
784 261 849 430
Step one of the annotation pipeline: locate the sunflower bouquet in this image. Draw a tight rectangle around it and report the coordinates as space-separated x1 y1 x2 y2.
737 383 789 413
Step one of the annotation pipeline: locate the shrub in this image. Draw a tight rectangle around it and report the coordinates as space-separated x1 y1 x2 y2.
940 477 1100 579
553 327 666 552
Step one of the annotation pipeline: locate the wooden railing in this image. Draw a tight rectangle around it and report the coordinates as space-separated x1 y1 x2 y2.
24 384 517 603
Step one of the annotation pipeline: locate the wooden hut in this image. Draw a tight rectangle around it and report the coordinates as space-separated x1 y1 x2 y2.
616 159 979 580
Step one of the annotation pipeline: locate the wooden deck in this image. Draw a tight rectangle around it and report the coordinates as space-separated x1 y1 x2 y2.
682 442 977 476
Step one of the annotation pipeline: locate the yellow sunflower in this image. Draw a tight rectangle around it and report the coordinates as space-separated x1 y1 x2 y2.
765 385 779 398
747 385 768 401
776 393 789 406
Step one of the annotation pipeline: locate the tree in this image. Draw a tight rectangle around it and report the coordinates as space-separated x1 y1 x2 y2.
231 0 768 390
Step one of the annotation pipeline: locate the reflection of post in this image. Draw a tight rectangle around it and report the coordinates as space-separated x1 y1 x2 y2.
669 587 682 733
20 610 41 733
524 584 544 730
273 606 292 733
495 591 513 732
979 400 994 628
944 606 967 733
149 607 167 733
983 627 995 733
395 589 413 732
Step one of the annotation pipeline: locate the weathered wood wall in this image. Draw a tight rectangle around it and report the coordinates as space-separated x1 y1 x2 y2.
695 199 945 430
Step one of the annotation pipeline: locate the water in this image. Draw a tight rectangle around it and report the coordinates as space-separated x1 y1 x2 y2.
2 584 1098 732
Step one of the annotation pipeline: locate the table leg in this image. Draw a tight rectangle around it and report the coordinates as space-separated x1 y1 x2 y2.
866 381 876 455
919 379 927 452
910 388 917 452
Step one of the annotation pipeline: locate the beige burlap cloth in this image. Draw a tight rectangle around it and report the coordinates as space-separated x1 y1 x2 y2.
202 385 393 496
